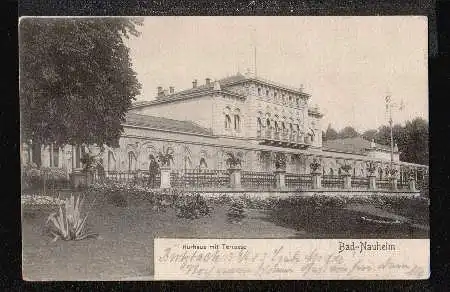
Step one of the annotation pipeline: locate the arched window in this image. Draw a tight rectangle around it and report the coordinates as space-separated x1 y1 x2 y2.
234 115 240 131
330 168 334 176
282 122 286 132
274 121 279 132
266 118 271 128
199 157 208 169
128 151 136 172
258 88 261 96
257 118 262 131
266 89 269 97
225 114 231 129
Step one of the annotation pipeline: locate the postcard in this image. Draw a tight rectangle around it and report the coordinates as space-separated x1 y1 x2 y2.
20 16 429 280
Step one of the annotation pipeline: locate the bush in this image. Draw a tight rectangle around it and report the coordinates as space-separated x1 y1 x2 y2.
109 192 128 207
174 193 211 219
21 164 69 190
227 199 246 224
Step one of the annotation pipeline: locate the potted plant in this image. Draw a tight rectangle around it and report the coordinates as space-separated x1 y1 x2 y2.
225 151 243 188
340 163 352 176
80 151 99 186
274 153 286 171
366 161 377 176
309 158 321 174
225 151 243 170
157 146 174 188
157 146 174 168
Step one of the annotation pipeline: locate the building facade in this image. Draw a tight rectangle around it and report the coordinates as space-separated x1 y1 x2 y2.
21 71 428 183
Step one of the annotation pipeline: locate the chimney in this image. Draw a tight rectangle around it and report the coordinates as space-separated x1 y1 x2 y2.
205 78 211 86
169 86 175 94
192 79 198 88
157 86 163 96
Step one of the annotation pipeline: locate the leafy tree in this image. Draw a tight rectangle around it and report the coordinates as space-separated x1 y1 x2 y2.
402 118 428 165
363 118 428 165
323 124 338 141
19 18 142 148
362 129 377 141
338 126 360 139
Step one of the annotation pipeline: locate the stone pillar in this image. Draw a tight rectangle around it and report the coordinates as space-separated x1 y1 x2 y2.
343 174 352 189
311 171 321 189
409 177 417 192
160 166 171 189
275 170 286 190
390 176 398 190
229 168 242 189
368 175 377 190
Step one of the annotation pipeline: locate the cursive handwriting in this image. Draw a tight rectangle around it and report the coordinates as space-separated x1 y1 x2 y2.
156 244 426 279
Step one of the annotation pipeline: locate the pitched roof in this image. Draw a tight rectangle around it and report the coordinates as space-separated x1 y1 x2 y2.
130 72 312 109
124 112 213 136
131 73 248 109
323 136 390 155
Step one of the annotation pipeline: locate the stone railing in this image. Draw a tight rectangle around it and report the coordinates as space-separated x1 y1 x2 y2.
91 169 422 192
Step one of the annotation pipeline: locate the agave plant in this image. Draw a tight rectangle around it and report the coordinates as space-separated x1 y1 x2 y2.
366 161 377 175
309 158 321 172
340 163 352 175
274 153 287 170
46 194 97 242
225 151 243 169
158 146 174 167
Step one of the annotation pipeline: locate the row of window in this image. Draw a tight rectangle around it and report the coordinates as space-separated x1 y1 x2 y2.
224 114 241 131
109 151 209 172
257 87 304 107
257 117 303 133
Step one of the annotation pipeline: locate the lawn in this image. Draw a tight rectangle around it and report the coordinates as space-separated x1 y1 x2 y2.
22 189 429 280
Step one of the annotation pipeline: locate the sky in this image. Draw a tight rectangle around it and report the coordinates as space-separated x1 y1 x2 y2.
126 16 428 132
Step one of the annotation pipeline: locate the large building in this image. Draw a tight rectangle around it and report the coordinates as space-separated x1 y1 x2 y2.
21 71 428 183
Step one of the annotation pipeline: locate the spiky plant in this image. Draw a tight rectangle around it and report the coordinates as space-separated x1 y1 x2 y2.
309 158 321 172
158 146 174 167
225 151 242 169
366 161 377 175
46 194 97 241
340 163 352 175
274 153 286 170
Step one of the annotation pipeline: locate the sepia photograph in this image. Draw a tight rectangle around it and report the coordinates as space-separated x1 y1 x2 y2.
20 16 429 280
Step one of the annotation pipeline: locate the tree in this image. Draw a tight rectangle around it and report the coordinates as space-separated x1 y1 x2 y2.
362 129 377 141
363 118 428 165
19 18 143 148
338 126 360 139
402 118 428 165
323 124 338 141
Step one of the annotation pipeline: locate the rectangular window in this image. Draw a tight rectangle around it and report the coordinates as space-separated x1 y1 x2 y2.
53 147 59 167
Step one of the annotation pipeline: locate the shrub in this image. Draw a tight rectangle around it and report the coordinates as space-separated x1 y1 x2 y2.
46 194 98 241
227 198 246 224
175 193 211 219
109 192 128 207
21 164 69 190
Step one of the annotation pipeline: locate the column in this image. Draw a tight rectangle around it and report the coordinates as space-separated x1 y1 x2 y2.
230 168 242 189
368 175 377 190
275 169 286 190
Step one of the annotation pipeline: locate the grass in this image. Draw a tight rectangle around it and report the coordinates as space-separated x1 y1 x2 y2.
22 189 428 280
